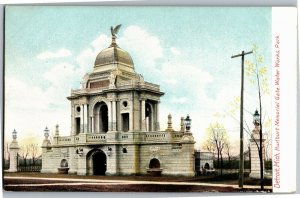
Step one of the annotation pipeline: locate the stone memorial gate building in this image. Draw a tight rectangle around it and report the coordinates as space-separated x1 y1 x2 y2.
41 26 196 176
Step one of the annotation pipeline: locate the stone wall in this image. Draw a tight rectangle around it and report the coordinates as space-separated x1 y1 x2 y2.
42 138 195 177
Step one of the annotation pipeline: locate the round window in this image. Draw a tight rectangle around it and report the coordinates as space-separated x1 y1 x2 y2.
76 106 81 112
123 101 128 107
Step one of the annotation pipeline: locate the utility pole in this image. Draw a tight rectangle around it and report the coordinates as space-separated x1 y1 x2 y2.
231 50 253 188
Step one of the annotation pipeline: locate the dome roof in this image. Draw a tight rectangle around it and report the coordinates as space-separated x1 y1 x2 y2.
94 41 134 69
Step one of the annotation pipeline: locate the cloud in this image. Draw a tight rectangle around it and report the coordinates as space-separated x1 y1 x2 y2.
75 25 164 78
37 48 72 60
119 26 163 67
163 78 177 85
5 77 50 111
171 97 189 104
91 34 110 52
170 47 181 56
5 76 72 143
43 62 78 87
160 60 213 92
76 35 110 71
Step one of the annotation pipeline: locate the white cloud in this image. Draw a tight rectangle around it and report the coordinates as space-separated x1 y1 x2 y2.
5 76 72 144
163 78 177 85
76 35 110 71
75 25 164 78
160 60 213 91
119 26 163 67
171 97 189 104
91 34 110 52
43 62 78 87
37 48 72 60
5 77 50 111
170 47 181 56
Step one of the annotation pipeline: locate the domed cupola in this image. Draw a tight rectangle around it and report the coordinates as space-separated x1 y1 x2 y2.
94 25 134 73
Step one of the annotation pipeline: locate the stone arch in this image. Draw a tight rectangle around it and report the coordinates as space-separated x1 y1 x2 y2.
89 96 109 113
86 149 107 175
145 102 154 131
60 159 68 168
204 163 210 169
93 101 109 133
149 158 160 169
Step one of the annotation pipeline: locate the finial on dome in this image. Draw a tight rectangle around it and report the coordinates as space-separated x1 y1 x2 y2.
110 24 122 47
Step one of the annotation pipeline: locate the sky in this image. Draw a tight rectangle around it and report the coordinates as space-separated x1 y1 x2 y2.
4 6 272 152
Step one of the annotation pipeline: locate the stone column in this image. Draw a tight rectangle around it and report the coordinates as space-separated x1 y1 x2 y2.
116 100 121 131
108 101 112 131
71 103 75 135
83 104 88 133
91 116 94 133
8 129 20 172
53 124 60 145
156 101 160 131
180 117 185 132
112 100 117 131
94 112 99 133
249 125 266 179
140 100 146 131
80 104 84 133
165 114 174 132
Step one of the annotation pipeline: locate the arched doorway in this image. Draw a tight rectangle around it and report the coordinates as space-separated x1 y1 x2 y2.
92 151 107 175
93 102 108 133
149 158 160 169
147 158 162 176
100 105 108 132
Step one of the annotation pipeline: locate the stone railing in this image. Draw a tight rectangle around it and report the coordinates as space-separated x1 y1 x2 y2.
57 134 107 145
144 131 170 142
70 81 160 96
86 134 107 142
55 130 188 145
57 136 73 144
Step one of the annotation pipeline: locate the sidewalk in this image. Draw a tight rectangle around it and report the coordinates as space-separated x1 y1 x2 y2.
4 175 272 190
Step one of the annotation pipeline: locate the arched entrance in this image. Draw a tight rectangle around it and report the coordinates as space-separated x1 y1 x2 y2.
91 150 107 175
100 105 108 132
149 158 160 169
93 102 108 133
147 158 162 176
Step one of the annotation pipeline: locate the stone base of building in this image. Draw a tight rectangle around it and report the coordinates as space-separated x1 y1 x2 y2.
41 169 58 174
6 169 18 173
249 172 262 179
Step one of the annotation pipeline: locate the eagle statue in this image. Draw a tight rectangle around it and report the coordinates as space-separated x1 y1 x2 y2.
111 24 122 37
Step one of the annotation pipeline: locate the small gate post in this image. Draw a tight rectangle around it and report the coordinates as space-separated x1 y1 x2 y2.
8 129 20 172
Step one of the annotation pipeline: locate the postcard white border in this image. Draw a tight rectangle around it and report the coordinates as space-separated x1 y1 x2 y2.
272 7 297 193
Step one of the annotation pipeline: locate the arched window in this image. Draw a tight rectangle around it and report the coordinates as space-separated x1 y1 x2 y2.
204 163 210 169
93 102 109 133
60 159 68 168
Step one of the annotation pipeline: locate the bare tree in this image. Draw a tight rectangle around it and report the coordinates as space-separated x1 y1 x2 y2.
205 122 228 175
224 141 232 168
245 44 270 190
19 145 30 166
29 144 39 165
